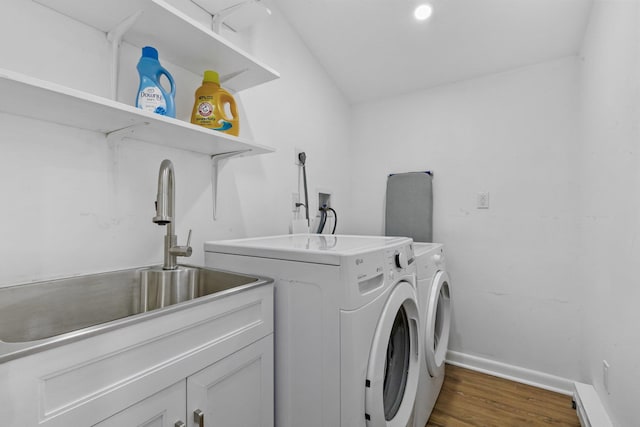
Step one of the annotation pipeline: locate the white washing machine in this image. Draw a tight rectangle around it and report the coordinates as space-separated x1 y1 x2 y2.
204 234 421 427
412 243 452 427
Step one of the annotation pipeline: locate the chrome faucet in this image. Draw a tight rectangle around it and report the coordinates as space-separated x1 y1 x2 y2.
153 159 192 270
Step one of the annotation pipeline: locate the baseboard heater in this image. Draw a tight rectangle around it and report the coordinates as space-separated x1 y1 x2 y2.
573 382 613 427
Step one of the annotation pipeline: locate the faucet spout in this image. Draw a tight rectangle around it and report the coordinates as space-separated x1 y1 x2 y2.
152 159 192 270
153 159 174 225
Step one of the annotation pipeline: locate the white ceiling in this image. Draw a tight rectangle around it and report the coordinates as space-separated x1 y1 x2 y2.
272 0 593 104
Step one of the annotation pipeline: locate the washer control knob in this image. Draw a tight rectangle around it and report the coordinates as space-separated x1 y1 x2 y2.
395 252 408 269
433 253 443 264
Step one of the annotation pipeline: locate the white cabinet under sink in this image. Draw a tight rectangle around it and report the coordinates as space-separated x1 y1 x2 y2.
0 282 274 427
94 381 186 427
95 336 273 427
187 337 273 427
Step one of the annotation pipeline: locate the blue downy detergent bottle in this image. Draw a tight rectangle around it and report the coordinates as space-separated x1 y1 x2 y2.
135 46 176 118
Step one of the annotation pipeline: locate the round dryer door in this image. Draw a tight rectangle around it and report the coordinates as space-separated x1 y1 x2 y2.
365 281 420 427
425 270 452 377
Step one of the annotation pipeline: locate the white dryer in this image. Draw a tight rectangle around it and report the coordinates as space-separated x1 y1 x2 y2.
412 243 452 427
204 234 420 427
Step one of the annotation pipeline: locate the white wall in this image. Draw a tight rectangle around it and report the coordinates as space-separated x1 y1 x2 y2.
350 58 583 382
0 0 351 286
578 0 640 424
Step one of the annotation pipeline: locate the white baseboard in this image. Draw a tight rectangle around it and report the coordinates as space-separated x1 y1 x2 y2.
446 350 575 395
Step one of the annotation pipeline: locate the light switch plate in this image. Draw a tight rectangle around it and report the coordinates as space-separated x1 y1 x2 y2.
477 192 490 209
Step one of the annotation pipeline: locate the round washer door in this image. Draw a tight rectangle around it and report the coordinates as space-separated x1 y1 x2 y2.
365 280 420 427
425 270 452 377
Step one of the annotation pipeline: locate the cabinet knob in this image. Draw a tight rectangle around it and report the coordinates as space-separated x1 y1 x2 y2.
194 409 205 427
175 422 186 427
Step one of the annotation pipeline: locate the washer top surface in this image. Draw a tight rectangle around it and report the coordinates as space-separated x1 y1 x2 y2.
205 234 412 265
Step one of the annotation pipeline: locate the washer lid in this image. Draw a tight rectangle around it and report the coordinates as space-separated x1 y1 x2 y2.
204 234 411 265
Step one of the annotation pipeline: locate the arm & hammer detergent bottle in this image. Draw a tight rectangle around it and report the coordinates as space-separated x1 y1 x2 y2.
190 70 239 136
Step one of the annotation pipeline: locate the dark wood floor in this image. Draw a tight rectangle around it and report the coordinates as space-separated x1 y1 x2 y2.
424 364 580 426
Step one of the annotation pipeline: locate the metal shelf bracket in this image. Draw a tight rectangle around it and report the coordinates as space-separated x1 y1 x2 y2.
107 10 143 100
106 122 150 143
211 150 250 220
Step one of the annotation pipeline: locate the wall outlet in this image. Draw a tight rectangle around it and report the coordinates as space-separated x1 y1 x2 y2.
319 192 331 209
477 191 490 209
292 192 300 212
603 360 610 394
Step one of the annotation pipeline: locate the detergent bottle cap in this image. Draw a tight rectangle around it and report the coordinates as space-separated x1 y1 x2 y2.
141 46 159 60
202 70 220 85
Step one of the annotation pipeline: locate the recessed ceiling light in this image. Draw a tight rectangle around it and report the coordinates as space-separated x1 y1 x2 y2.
414 4 433 21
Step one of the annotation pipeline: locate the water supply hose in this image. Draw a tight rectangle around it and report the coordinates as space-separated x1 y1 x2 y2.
317 207 327 233
326 207 337 234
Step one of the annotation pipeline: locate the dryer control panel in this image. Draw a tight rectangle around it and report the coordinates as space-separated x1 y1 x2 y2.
414 243 444 281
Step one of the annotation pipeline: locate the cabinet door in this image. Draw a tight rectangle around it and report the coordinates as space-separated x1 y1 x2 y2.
187 335 274 427
93 381 187 427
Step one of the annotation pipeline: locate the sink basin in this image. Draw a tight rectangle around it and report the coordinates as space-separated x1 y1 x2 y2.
0 265 268 348
139 266 259 312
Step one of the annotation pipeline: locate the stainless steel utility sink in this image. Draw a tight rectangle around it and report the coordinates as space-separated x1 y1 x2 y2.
0 265 271 362
139 266 260 312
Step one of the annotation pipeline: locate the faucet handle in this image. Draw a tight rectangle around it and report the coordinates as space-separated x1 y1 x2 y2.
169 229 193 258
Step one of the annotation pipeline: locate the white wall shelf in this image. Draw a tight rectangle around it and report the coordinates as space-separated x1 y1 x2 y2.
17 0 279 219
0 68 274 157
33 0 280 93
